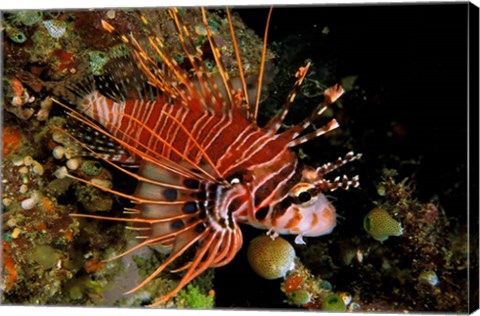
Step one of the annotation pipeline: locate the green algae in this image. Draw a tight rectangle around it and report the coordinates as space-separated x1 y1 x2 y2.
88 51 110 75
178 284 214 309
30 244 62 269
75 184 113 213
321 294 346 312
289 289 312 306
81 160 103 176
8 11 43 26
108 43 129 58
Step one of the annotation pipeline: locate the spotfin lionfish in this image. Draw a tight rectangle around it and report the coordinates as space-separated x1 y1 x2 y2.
53 7 361 306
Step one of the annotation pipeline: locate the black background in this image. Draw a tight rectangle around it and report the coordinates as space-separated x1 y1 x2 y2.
213 3 470 308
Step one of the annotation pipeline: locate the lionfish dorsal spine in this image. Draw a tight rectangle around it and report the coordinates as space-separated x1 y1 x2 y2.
265 62 312 132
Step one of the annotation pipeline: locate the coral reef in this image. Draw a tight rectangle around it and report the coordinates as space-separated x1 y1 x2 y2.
2 7 268 308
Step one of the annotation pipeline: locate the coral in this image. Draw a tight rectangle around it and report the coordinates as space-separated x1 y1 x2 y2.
7 11 43 26
75 184 113 213
113 251 215 308
279 257 352 310
2 7 274 308
2 126 24 157
247 235 296 280
5 25 27 43
81 160 104 177
363 207 403 242
3 77 36 120
284 275 303 293
340 169 469 312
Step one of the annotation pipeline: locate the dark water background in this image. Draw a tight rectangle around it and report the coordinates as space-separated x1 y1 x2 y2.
214 3 470 308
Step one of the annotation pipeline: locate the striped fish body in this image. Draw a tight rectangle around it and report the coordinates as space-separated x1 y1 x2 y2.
59 8 361 306
79 91 336 242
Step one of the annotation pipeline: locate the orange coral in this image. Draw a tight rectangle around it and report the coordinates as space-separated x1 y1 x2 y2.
11 77 24 97
3 126 22 156
1 242 18 291
65 228 74 242
84 258 105 273
285 275 303 293
39 196 55 213
36 222 47 231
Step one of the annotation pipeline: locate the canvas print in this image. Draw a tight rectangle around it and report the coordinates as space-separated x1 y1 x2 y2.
1 2 478 313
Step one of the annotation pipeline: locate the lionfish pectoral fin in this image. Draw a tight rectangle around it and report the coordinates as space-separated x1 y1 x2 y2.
294 234 306 245
211 225 243 268
57 115 138 164
95 55 160 103
123 227 210 296
148 230 220 306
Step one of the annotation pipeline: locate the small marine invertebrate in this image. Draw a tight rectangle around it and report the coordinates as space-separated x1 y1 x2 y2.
21 191 40 210
247 235 296 280
321 294 346 312
66 158 81 170
363 207 403 242
418 269 439 287
338 291 352 305
81 160 103 176
88 51 110 75
5 24 27 43
42 19 67 39
36 97 54 121
289 289 312 306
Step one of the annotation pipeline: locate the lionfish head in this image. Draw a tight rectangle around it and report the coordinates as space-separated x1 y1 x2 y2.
285 157 360 241
263 155 360 246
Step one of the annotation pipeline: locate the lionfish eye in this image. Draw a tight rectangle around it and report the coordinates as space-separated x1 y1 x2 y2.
290 183 316 205
298 191 312 203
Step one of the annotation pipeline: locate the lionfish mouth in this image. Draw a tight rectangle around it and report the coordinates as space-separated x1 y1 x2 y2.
49 6 360 307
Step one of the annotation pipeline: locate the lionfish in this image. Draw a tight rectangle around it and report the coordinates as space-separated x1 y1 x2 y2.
55 7 361 306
